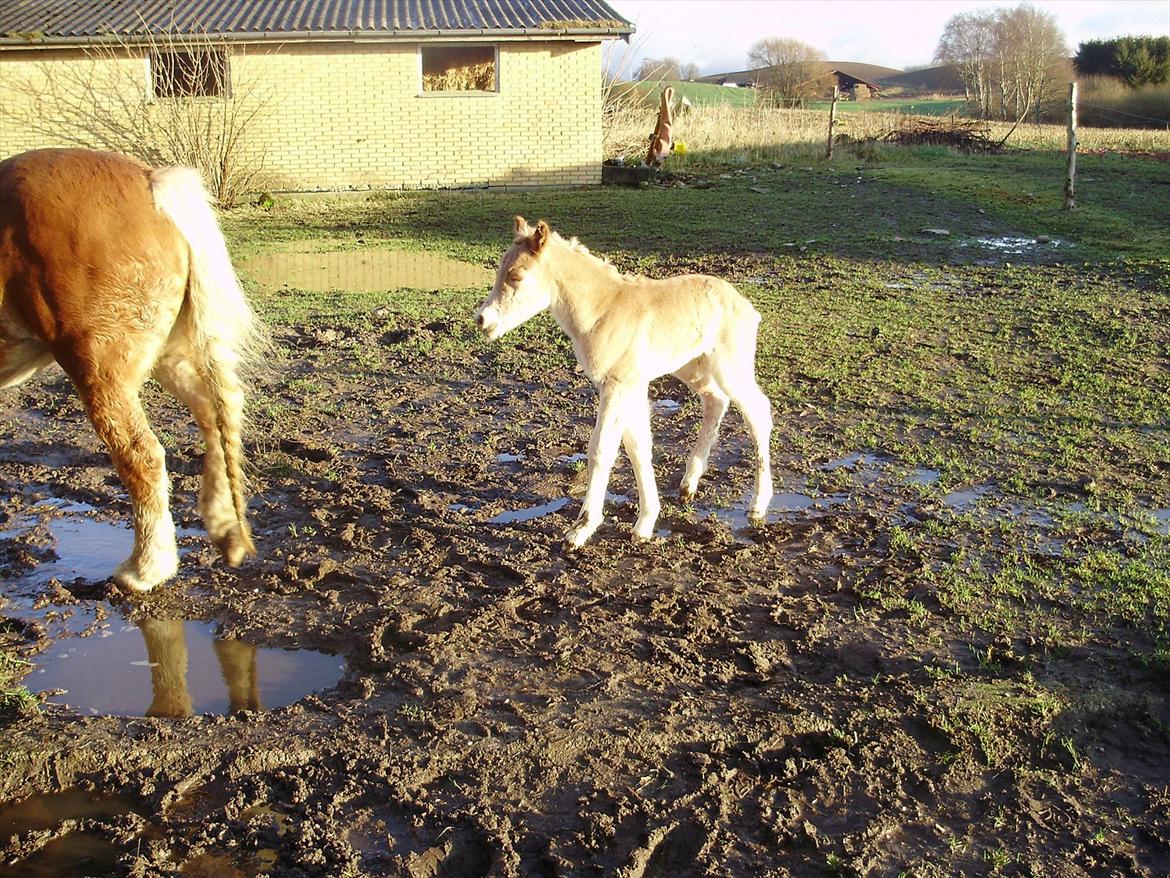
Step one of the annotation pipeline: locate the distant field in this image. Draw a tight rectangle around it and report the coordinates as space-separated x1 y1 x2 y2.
807 97 969 116
614 82 970 117
613 79 758 108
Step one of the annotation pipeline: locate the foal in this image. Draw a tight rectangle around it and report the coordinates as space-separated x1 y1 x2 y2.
476 217 773 547
0 149 261 591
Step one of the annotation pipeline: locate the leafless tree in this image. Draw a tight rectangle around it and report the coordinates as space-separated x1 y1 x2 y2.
638 57 683 82
680 62 701 82
935 4 1068 123
747 37 825 105
936 10 996 117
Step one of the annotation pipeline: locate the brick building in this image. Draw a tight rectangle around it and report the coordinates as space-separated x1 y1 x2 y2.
0 0 632 191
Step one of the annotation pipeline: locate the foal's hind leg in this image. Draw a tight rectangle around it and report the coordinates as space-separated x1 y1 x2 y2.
718 365 774 518
674 356 730 503
154 348 246 565
72 368 178 592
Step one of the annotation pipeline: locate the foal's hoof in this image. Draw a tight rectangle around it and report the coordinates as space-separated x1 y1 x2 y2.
564 523 597 549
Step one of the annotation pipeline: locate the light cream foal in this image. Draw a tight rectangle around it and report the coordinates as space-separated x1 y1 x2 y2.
475 217 773 547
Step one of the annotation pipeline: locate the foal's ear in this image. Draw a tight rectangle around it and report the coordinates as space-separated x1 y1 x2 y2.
532 220 550 254
513 215 530 237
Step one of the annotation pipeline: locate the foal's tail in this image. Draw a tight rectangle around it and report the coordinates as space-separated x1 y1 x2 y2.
150 166 263 564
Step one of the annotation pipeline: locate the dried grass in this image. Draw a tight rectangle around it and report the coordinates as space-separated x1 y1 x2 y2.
603 100 1170 166
422 61 494 92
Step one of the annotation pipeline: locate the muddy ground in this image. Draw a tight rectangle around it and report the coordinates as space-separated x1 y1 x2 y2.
2 245 1169 876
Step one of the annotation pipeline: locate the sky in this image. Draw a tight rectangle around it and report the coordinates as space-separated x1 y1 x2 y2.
605 0 1170 75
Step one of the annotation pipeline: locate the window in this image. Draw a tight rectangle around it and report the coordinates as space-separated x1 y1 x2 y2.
421 45 496 93
151 49 229 98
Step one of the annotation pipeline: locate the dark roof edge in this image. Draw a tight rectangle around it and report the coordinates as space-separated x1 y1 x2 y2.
0 26 633 48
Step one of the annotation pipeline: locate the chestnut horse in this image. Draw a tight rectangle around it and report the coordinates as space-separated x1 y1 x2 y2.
476 217 774 547
0 149 261 591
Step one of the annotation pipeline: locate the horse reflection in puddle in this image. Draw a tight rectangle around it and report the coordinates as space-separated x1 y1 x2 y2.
138 619 259 718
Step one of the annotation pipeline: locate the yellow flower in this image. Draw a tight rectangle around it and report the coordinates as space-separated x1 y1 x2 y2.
674 140 688 156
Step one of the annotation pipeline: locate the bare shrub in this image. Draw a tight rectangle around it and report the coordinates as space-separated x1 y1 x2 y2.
2 28 270 206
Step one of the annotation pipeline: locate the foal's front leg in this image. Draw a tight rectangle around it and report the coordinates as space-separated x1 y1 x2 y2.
565 381 632 548
623 393 660 541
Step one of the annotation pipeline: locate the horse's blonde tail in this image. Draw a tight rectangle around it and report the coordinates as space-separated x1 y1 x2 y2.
149 166 263 563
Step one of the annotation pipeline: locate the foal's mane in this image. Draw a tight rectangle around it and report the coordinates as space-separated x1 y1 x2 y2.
553 231 622 281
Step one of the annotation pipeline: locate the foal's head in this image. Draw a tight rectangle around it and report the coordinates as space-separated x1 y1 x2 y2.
475 216 554 340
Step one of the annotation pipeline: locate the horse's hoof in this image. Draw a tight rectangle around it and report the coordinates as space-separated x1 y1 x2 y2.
214 525 256 568
114 556 177 593
679 487 695 505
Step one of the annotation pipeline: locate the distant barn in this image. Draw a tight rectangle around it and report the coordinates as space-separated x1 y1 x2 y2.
798 69 882 101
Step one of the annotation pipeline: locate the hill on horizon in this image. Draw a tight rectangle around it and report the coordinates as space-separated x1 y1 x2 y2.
876 64 965 94
695 61 965 96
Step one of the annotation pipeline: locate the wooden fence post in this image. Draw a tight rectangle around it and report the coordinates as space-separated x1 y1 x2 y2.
1064 82 1078 210
826 85 839 160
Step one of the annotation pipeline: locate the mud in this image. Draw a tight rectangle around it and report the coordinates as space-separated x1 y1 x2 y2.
1 288 1169 876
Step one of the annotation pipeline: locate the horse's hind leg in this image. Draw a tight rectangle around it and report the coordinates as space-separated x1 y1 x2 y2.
154 344 247 565
674 355 730 503
73 370 178 591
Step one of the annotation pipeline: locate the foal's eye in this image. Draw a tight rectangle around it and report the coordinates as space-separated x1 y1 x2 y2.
507 271 522 285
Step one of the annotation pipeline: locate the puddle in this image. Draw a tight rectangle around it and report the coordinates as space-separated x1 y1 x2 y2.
967 236 1066 254
240 244 492 293
560 453 587 464
703 491 847 540
488 497 570 525
1 500 199 587
907 467 941 486
0 788 141 836
495 452 525 463
652 398 681 414
2 504 132 586
0 788 148 878
823 452 881 471
1152 509 1170 536
25 619 344 717
942 487 990 511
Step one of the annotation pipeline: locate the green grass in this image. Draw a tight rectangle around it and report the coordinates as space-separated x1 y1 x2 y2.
807 97 969 115
223 145 1170 657
611 79 759 108
0 652 36 717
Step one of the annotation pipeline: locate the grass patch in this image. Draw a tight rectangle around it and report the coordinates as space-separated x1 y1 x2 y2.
223 146 1169 665
0 651 36 718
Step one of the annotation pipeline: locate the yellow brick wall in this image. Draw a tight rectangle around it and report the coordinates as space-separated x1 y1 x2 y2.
0 39 604 190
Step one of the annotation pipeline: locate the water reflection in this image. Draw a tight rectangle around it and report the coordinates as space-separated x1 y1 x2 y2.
138 619 260 718
30 619 343 718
